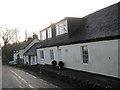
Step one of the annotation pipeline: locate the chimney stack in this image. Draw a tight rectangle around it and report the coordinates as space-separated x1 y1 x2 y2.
27 37 32 41
33 34 38 39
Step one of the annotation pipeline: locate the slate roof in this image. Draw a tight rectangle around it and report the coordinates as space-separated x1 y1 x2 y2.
37 2 119 49
69 2 119 43
24 43 40 56
24 2 120 55
20 38 34 50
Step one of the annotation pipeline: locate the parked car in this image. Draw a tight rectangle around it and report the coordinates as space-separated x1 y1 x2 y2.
9 60 17 65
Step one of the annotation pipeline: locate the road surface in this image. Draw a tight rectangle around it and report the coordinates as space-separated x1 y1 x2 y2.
2 65 72 89
0 59 2 90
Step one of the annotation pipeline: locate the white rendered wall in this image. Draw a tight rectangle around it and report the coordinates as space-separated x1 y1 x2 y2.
60 39 119 78
37 39 119 78
37 47 58 65
118 39 120 78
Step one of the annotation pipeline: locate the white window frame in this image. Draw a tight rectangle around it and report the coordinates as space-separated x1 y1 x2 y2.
56 25 60 36
56 20 68 36
47 27 52 38
40 50 44 60
49 49 54 60
32 56 35 64
41 30 46 40
58 48 62 61
81 45 89 64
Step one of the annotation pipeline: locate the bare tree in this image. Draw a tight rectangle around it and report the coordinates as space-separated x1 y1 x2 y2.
0 27 20 46
10 28 20 44
1 28 11 46
25 29 28 41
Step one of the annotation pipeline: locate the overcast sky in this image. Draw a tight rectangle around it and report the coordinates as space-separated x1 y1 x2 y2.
0 0 119 44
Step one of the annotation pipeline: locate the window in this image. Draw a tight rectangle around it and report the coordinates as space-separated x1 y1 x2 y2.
56 25 60 36
56 20 68 36
47 27 52 38
40 51 44 59
41 30 46 40
82 46 89 64
50 50 54 60
58 49 62 61
32 56 35 64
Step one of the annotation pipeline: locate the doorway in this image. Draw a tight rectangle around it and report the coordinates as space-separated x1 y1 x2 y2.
58 48 62 61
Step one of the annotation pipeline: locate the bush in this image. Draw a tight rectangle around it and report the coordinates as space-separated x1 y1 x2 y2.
59 61 64 66
51 60 57 69
58 61 64 70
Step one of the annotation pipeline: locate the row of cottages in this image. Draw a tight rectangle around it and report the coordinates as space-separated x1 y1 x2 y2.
16 2 120 79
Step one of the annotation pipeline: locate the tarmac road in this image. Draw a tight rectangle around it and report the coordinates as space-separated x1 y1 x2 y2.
0 59 2 90
2 65 72 89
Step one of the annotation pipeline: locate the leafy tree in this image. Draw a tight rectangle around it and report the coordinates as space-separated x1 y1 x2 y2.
2 44 13 64
1 43 23 64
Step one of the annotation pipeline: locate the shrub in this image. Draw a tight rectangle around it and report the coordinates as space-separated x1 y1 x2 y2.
58 61 64 70
51 60 57 69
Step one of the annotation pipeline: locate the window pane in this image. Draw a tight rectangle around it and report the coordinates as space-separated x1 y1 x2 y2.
82 46 89 64
47 28 52 38
41 30 46 40
32 56 35 63
40 51 44 59
56 25 59 35
58 49 62 61
59 23 64 34
50 50 54 60
56 20 68 36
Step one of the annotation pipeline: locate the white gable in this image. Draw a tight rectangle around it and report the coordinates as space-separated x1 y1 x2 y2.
19 38 39 58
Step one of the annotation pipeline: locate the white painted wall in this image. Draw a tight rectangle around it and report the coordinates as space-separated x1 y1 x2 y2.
118 39 120 78
37 47 59 65
60 39 119 78
88 40 118 78
37 39 119 78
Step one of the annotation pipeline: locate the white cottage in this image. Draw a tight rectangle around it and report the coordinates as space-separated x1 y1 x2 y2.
24 43 40 65
14 34 39 65
37 2 120 78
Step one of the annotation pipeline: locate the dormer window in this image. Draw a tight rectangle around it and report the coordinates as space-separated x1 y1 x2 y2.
47 27 52 38
41 30 46 40
56 20 68 36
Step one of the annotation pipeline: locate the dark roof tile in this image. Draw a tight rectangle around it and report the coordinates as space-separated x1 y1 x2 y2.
24 43 40 56
26 2 120 52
